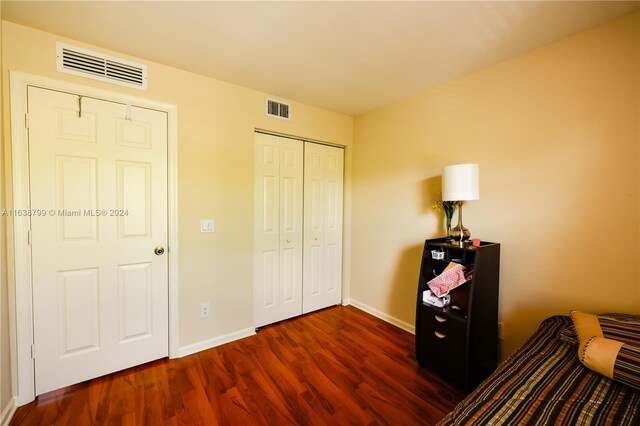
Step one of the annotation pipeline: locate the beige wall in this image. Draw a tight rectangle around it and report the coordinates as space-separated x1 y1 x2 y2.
352 12 640 357
1 4 14 412
1 21 353 357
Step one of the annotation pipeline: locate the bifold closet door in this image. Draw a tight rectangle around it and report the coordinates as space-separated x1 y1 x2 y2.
253 133 304 327
303 143 344 314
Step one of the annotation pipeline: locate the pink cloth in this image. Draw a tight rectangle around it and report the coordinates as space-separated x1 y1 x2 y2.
427 263 467 297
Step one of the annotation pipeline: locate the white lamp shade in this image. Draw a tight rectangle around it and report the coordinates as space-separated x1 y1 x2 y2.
442 163 480 201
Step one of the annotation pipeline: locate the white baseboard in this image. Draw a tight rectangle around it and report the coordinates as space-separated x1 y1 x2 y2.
341 298 351 306
178 327 256 358
349 299 415 334
0 397 17 426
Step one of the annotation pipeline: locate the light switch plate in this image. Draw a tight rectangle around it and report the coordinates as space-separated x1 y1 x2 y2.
200 219 214 233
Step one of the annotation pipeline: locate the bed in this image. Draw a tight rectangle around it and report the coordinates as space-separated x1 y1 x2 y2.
438 315 640 425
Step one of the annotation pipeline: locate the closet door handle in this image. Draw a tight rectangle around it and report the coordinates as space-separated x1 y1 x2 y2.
434 331 446 339
435 315 446 323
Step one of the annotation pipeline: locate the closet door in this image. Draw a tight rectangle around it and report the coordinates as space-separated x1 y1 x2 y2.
303 143 344 314
254 133 304 327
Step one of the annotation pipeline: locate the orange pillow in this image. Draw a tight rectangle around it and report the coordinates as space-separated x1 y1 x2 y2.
571 311 640 391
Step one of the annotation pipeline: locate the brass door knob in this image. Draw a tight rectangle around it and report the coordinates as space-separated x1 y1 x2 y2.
154 246 165 256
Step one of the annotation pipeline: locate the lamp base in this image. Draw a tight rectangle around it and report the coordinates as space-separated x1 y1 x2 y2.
449 224 470 241
450 204 471 245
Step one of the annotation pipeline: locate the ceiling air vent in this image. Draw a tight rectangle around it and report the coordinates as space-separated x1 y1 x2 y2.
265 97 291 121
56 42 148 90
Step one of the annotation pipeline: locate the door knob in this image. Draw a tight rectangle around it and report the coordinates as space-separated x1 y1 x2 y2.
154 246 165 256
286 239 291 243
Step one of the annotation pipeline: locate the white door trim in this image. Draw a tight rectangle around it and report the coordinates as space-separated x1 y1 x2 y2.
8 70 179 406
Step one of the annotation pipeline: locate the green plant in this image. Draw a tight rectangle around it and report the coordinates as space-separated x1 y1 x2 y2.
432 195 459 236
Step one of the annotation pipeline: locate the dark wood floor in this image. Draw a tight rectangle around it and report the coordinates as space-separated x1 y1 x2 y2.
11 305 463 425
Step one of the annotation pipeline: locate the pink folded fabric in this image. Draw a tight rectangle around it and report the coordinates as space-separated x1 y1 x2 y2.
427 263 467 297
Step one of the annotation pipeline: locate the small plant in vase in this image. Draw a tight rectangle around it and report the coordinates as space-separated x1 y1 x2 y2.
432 194 458 241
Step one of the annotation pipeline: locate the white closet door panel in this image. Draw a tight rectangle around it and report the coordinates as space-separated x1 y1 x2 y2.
118 262 153 342
57 268 100 356
303 143 344 314
55 156 98 241
322 147 344 306
281 247 296 302
260 249 278 308
117 161 151 238
278 138 304 314
253 133 303 327
307 244 322 296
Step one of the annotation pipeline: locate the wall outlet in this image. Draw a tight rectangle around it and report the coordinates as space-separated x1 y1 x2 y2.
498 322 505 340
200 302 210 319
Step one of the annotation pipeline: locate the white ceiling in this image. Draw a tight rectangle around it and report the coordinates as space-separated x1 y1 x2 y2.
3 1 639 116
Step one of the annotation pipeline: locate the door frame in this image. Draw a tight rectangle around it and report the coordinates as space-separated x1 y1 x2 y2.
8 70 180 405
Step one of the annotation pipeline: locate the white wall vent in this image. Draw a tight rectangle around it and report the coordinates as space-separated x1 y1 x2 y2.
56 42 148 90
265 97 291 120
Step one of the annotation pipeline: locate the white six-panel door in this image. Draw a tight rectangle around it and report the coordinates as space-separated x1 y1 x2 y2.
28 86 169 395
302 143 344 314
253 133 304 327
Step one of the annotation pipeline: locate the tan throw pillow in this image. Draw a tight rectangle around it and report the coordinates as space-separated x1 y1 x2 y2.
571 311 640 391
561 313 640 347
571 311 603 357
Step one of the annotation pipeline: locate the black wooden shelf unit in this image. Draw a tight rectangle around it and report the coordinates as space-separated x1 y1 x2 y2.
415 238 500 393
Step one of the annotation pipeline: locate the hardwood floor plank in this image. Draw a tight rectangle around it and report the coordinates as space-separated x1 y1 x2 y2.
11 305 463 425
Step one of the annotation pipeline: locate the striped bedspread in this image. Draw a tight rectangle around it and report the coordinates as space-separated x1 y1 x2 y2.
438 316 640 425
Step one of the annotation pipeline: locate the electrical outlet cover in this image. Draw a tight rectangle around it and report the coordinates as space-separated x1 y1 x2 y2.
200 302 211 318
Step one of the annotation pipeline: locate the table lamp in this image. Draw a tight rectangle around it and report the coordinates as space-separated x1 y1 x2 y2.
442 163 479 244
